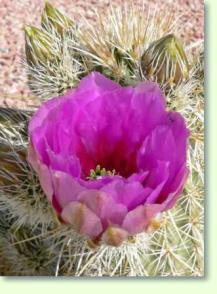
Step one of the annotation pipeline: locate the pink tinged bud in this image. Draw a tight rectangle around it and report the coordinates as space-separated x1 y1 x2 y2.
61 201 103 238
102 227 128 247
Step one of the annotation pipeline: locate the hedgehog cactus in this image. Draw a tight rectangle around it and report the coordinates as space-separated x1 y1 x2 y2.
0 2 204 276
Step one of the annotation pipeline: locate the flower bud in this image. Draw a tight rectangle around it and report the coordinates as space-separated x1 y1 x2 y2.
141 34 189 86
41 2 74 34
25 26 53 65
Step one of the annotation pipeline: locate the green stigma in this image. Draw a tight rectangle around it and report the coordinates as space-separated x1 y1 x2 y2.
88 165 116 180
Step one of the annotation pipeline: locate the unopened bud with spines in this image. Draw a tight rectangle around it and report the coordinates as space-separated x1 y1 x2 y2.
141 34 189 86
41 1 74 35
25 26 54 66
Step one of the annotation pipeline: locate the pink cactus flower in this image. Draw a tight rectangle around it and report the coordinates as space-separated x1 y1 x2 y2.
28 72 189 246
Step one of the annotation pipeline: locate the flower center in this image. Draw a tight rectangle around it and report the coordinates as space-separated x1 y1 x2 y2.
87 164 116 180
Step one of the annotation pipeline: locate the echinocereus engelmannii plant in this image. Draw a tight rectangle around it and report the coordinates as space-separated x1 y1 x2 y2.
0 2 204 276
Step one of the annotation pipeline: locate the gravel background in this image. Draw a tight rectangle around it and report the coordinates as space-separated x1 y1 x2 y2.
0 0 204 110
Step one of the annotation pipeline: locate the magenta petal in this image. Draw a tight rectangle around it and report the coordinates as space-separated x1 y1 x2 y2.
128 171 149 183
145 161 170 203
38 162 53 202
167 112 189 165
77 190 127 226
47 148 81 177
28 143 53 201
52 171 84 208
159 164 189 209
100 201 127 226
101 179 152 210
77 190 109 215
125 81 166 146
122 204 161 235
137 126 176 172
61 201 103 237
27 142 39 172
77 71 121 94
28 96 63 135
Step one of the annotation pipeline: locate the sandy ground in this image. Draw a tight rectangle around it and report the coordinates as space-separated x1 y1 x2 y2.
0 0 204 110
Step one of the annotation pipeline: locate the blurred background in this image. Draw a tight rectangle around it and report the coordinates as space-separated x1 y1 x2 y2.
0 0 204 110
